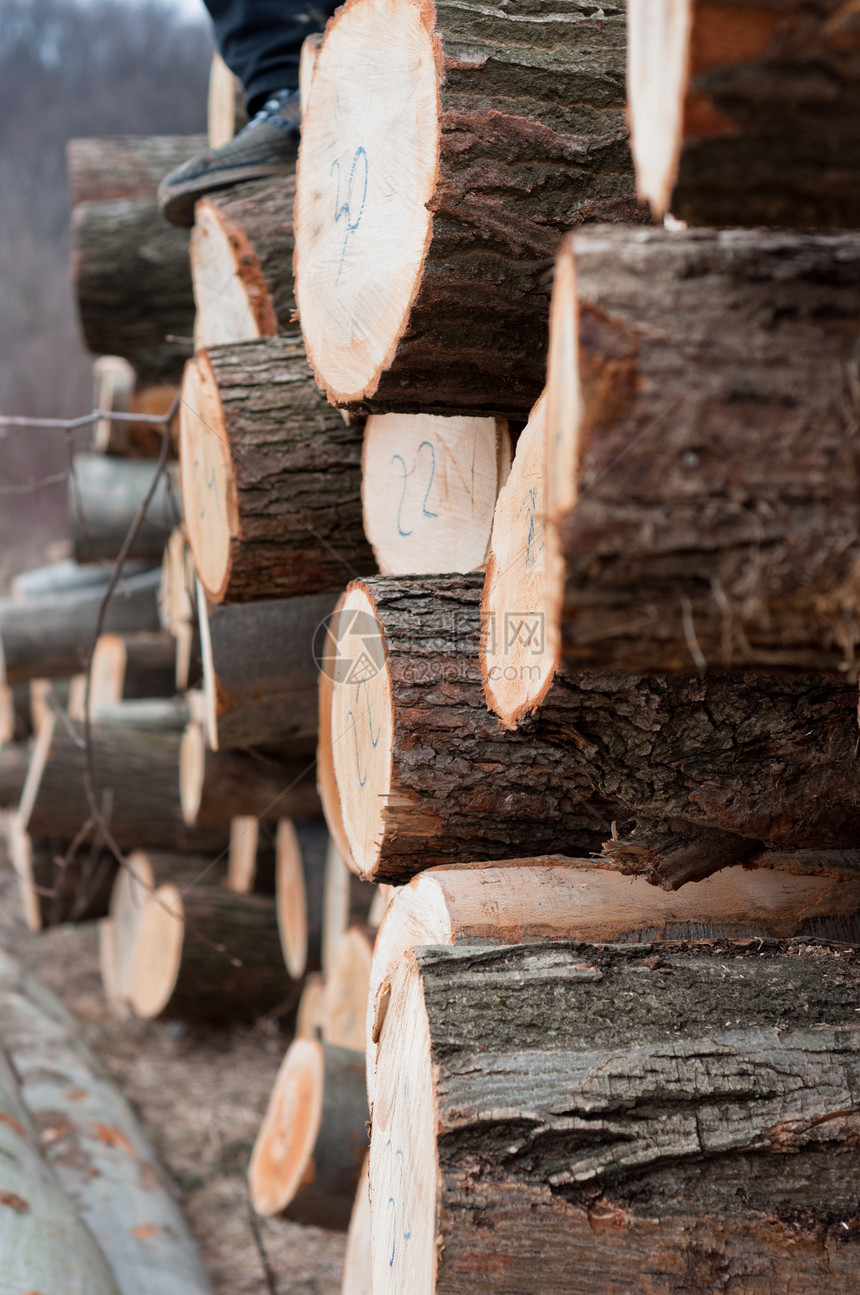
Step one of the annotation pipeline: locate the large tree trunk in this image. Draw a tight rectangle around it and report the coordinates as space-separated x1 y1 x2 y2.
68 136 204 384
179 721 321 826
0 947 214 1295
295 0 640 418
628 0 860 228
317 574 613 882
70 455 181 564
179 336 376 603
191 177 295 347
0 1051 120 1295
19 712 227 853
371 940 860 1295
0 568 161 683
365 858 860 1112
198 592 335 752
543 228 860 674
362 413 512 575
248 1039 368 1230
130 883 299 1023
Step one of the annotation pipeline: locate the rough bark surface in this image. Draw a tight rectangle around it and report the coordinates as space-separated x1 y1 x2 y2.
192 175 296 343
375 940 860 1295
0 568 161 683
188 744 321 827
327 576 614 882
66 135 207 206
0 742 30 807
649 0 860 227
298 0 643 418
71 456 181 564
553 228 860 674
529 667 860 888
183 336 376 602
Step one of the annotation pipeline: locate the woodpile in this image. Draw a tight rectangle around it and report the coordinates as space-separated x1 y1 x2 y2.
2 7 859 1290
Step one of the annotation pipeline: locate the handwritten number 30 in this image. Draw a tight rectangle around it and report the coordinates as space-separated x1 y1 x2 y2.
331 146 368 284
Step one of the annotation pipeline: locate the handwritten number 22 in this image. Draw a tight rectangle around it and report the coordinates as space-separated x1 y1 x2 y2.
331 146 368 284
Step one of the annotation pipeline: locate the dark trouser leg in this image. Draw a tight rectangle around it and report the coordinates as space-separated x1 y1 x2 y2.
203 1 339 114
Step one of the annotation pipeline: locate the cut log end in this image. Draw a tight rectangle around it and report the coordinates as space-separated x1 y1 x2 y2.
481 392 563 727
627 0 691 218
179 352 236 601
362 414 511 576
228 815 260 893
191 199 277 348
276 819 309 979
248 1037 324 1217
295 0 439 404
179 721 206 827
129 882 186 1019
323 588 393 878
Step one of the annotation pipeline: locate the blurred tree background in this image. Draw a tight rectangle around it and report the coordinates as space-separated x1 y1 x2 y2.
0 0 212 584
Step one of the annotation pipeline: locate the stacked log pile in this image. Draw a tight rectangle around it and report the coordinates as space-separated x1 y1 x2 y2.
3 2 860 1290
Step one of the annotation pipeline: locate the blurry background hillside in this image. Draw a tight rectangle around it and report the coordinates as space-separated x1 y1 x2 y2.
0 0 212 585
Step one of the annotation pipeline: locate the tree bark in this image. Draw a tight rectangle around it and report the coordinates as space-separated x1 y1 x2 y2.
249 1039 368 1229
365 858 860 1111
180 336 376 603
66 135 208 207
0 1049 120 1295
179 720 321 827
131 883 299 1023
71 454 181 564
371 940 860 1295
317 575 613 882
544 228 860 674
628 0 860 228
295 0 642 418
198 592 335 752
8 819 116 933
19 712 227 853
362 413 512 575
0 946 215 1295
0 741 30 807
191 177 295 347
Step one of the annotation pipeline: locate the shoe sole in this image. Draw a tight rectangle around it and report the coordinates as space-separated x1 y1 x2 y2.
160 160 295 228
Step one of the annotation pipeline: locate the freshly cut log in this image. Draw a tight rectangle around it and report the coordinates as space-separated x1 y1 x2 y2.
69 136 204 383
227 816 277 894
8 818 115 932
0 1049 119 1295
160 529 197 689
321 925 373 1054
130 883 298 1023
365 858 860 1110
179 721 321 826
544 228 860 674
299 32 323 110
371 940 860 1295
341 1154 372 1295
67 135 208 207
362 414 511 574
71 454 181 564
0 741 30 807
19 712 227 853
92 355 134 451
317 575 612 882
198 591 334 751
628 0 860 228
295 971 325 1041
248 1039 367 1229
99 849 221 1011
322 838 375 974
0 947 216 1295
275 818 328 978
481 390 562 724
207 51 247 148
179 336 375 603
0 567 161 683
191 177 295 347
91 631 177 707
295 0 639 417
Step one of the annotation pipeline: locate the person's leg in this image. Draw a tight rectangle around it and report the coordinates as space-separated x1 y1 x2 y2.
203 1 339 113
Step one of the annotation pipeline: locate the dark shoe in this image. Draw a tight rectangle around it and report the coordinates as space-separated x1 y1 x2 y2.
158 89 301 228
